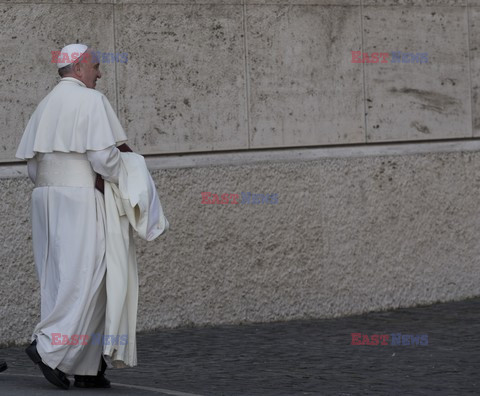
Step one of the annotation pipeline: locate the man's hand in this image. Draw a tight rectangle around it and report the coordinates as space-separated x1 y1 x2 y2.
95 174 105 194
117 143 133 153
95 143 134 194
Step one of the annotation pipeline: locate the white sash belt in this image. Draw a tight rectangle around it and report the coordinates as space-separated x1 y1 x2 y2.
35 152 96 188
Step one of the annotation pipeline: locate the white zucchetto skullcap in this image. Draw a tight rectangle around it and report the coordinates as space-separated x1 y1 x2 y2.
57 43 88 69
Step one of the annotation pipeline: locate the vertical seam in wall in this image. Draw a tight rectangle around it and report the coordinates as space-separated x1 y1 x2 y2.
466 1 474 137
359 0 367 143
242 0 252 149
112 2 119 114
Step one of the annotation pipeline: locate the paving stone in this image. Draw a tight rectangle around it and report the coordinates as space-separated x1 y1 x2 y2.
1 297 479 395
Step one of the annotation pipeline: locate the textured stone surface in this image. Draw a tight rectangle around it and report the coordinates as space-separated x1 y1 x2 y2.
0 177 39 346
0 3 116 162
247 5 365 148
1 2 478 163
5 0 113 3
364 0 465 5
246 0 359 4
115 4 247 154
118 0 238 4
363 6 471 142
469 6 480 136
2 150 480 345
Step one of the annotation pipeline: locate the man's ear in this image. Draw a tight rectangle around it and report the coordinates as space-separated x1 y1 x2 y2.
72 62 82 76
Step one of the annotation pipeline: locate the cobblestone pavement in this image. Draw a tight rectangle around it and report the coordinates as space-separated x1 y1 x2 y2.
1 298 480 395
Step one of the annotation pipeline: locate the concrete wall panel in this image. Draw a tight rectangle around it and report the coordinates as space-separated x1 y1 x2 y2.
247 5 365 148
115 4 248 154
5 0 113 3
117 0 237 4
246 0 359 4
0 3 477 162
363 0 465 5
363 6 471 142
469 6 480 135
0 3 116 162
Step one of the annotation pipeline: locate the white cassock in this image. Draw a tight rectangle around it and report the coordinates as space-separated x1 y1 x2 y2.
16 77 168 375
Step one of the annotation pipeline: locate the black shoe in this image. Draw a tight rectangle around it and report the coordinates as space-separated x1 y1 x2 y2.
0 361 7 372
25 340 70 390
74 373 111 388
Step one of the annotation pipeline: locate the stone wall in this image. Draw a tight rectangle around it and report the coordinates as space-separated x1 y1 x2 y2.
1 1 480 344
2 143 480 345
2 1 479 160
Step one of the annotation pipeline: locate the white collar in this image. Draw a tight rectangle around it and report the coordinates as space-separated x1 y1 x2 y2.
60 77 87 88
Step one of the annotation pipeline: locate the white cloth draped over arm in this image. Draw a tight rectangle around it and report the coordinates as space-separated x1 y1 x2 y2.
102 152 169 368
86 145 122 183
27 157 37 183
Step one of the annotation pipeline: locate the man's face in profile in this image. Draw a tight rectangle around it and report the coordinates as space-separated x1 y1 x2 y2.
75 50 102 89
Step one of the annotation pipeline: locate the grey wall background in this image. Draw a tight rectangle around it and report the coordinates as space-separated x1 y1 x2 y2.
1 0 480 345
3 0 480 160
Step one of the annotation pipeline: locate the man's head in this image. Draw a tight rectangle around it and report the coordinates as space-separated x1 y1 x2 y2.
57 44 101 89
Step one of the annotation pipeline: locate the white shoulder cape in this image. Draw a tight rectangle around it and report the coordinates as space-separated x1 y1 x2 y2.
103 152 169 368
16 77 127 159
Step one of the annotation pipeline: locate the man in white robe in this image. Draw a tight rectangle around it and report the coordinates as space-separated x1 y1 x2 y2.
17 44 128 389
